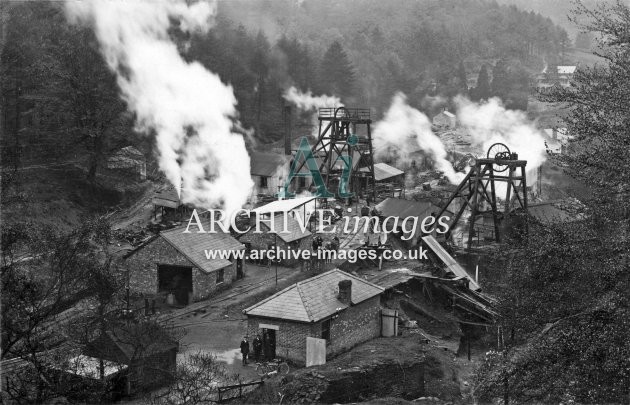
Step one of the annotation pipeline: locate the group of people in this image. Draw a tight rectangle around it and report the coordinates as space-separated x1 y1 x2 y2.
239 333 274 366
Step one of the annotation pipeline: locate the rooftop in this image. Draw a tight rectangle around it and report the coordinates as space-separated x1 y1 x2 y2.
160 224 244 273
243 269 384 323
373 162 405 181
252 196 316 215
250 151 288 177
262 214 312 243
125 219 244 273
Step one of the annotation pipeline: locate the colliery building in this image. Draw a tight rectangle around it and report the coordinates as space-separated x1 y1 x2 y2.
243 269 384 365
124 224 245 306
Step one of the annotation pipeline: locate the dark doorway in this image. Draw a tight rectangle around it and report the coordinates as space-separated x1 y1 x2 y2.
158 264 193 305
236 258 244 279
262 328 276 360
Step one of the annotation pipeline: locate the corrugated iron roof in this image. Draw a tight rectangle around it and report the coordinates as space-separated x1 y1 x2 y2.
263 214 311 243
373 162 405 181
160 225 244 274
250 151 288 177
244 269 384 322
422 235 480 291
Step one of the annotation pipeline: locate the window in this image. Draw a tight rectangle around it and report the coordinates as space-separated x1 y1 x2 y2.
321 319 331 343
216 269 224 284
259 176 268 188
299 176 306 188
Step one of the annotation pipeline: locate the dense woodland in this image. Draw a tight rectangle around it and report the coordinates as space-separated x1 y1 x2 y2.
3 0 629 404
1 0 568 176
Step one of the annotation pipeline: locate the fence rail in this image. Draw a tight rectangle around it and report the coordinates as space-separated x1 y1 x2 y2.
217 379 264 403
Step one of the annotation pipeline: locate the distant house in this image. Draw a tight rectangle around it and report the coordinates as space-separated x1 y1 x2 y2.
250 151 290 197
243 269 384 365
375 198 448 245
239 213 312 266
83 325 178 395
125 224 245 305
432 110 456 129
107 146 146 180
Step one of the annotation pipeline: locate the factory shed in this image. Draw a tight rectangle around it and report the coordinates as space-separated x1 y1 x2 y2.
83 326 178 394
239 213 312 265
152 185 183 221
243 269 384 365
125 223 245 305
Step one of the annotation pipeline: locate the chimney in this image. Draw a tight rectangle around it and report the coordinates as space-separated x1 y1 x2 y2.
338 280 352 305
283 105 292 156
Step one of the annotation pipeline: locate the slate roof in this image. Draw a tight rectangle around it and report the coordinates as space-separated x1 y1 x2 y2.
250 151 288 177
262 214 311 243
160 224 244 273
373 162 405 181
243 269 384 323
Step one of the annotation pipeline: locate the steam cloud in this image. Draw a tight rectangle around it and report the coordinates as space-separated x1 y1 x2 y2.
373 93 466 184
283 86 343 110
454 96 547 174
374 93 546 187
65 0 253 218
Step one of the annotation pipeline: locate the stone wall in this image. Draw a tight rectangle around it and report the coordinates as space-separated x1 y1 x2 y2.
125 236 237 302
327 296 381 358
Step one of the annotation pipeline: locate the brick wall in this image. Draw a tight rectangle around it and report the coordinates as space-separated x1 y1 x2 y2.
245 295 381 365
246 317 317 364
327 296 381 357
125 236 237 302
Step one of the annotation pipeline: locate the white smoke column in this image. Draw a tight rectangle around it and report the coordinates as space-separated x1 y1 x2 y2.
373 92 465 184
65 0 253 218
283 86 343 110
455 96 547 174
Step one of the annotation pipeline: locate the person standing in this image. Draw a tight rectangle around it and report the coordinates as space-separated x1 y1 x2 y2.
240 336 250 366
253 334 263 362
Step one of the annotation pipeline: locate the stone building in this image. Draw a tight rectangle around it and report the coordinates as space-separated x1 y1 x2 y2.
432 110 456 129
250 151 290 197
83 324 178 395
243 269 384 365
124 225 245 305
238 213 312 266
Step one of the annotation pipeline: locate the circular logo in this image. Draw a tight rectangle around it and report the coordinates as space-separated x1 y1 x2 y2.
347 134 358 146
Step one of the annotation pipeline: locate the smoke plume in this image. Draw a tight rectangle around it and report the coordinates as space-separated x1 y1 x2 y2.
455 96 547 174
283 86 343 110
65 0 253 218
373 93 465 184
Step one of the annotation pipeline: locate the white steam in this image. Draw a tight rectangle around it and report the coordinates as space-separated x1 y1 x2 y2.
65 0 253 217
373 93 465 184
455 96 546 173
283 86 343 110
373 93 546 188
